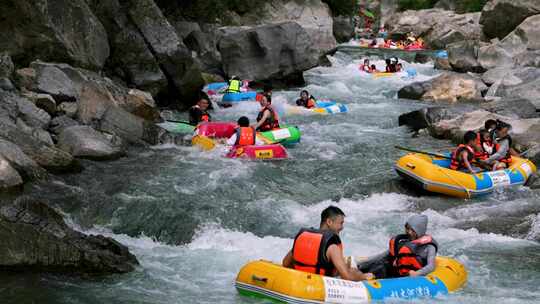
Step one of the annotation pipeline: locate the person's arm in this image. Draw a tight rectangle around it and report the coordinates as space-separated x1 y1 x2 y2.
252 110 270 130
409 245 436 277
461 151 477 174
327 245 373 281
295 99 302 106
485 140 509 163
226 134 237 146
188 108 200 125
282 250 294 268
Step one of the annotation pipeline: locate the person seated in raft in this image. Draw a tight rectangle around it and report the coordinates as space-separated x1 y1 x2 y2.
450 131 481 174
385 57 398 73
474 129 496 162
225 75 242 93
480 120 519 170
253 94 280 132
357 214 437 279
226 116 264 147
359 59 372 73
282 206 374 281
296 90 316 109
396 63 403 72
188 97 211 126
370 64 379 72
255 84 273 102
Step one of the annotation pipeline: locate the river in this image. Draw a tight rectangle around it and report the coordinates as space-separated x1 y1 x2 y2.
2 51 540 303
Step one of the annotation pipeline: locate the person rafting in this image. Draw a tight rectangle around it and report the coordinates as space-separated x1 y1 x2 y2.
450 131 480 174
357 214 438 279
282 206 374 281
474 129 495 162
253 94 279 132
385 57 398 73
188 97 211 126
226 75 241 93
359 59 372 73
227 116 264 146
480 120 518 170
296 90 316 109
256 84 273 102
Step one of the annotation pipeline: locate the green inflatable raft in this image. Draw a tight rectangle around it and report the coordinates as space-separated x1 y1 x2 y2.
258 126 301 146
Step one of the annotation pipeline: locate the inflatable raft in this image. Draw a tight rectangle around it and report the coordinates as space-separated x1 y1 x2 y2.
219 91 258 106
285 101 348 116
203 82 228 95
195 121 238 138
258 126 301 146
395 153 537 198
227 144 288 160
236 257 467 303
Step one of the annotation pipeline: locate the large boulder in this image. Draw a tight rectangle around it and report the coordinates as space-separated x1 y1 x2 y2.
86 0 168 97
49 115 80 135
481 98 539 119
16 95 51 129
29 64 78 102
398 72 487 103
0 157 23 191
0 53 15 90
0 198 138 274
385 9 483 49
126 0 204 102
99 106 160 145
0 139 46 181
491 68 540 108
398 107 460 131
480 0 540 40
58 126 125 160
447 40 485 73
479 15 540 70
333 16 355 43
0 0 109 70
219 22 319 84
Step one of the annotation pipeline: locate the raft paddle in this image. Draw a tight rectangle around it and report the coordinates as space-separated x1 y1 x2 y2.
165 119 191 124
394 145 451 160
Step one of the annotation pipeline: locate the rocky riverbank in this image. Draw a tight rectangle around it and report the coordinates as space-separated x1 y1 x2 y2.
394 0 540 167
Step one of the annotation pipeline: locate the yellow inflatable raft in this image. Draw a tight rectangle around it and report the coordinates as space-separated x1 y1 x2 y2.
395 153 536 198
236 257 467 302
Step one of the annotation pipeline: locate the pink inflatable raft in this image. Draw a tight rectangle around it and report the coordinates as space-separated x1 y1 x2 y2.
226 144 288 160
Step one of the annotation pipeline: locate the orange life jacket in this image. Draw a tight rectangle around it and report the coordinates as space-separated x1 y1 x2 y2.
450 144 475 170
234 127 256 146
474 133 494 160
256 105 279 131
389 234 438 276
292 228 343 276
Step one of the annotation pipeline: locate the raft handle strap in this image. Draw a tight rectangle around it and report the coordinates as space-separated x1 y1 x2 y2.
252 275 268 283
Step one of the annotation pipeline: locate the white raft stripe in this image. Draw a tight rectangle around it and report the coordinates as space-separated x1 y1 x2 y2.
236 281 324 304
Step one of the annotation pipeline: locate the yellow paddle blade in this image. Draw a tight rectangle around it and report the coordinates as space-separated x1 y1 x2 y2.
373 72 395 78
192 135 215 151
312 108 328 114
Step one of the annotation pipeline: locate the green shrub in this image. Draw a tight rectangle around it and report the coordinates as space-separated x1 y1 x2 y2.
460 0 488 12
322 0 357 16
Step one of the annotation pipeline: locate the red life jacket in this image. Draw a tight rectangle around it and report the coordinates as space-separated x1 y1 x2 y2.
234 127 256 146
450 144 475 170
389 234 438 276
292 228 343 276
474 133 494 160
256 106 279 131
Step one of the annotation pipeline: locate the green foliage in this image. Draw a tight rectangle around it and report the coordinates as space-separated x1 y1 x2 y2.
322 0 357 16
398 0 438 11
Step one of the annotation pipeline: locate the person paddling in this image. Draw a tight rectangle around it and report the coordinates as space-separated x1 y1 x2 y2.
296 90 316 109
282 206 374 281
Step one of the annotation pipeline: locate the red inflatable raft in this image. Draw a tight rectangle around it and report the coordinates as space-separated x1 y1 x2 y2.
226 144 288 160
196 122 237 138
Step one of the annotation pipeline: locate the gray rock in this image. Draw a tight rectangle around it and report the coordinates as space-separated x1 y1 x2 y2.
219 22 319 84
13 68 36 91
31 64 78 102
22 92 57 115
99 106 160 145
49 115 80 135
126 0 204 102
385 9 483 49
16 95 51 129
0 52 14 78
333 16 355 43
398 107 458 131
0 78 15 91
58 102 78 118
398 72 487 103
0 0 109 70
515 50 540 68
0 156 23 191
16 118 54 146
123 89 160 122
0 139 46 181
480 0 540 40
0 197 138 274
494 68 540 108
434 57 452 71
77 81 116 125
183 29 222 73
447 40 485 73
58 126 125 160
482 67 509 86
0 118 76 172
481 98 539 119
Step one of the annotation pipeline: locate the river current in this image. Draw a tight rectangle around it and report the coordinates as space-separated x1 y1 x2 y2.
2 52 540 303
